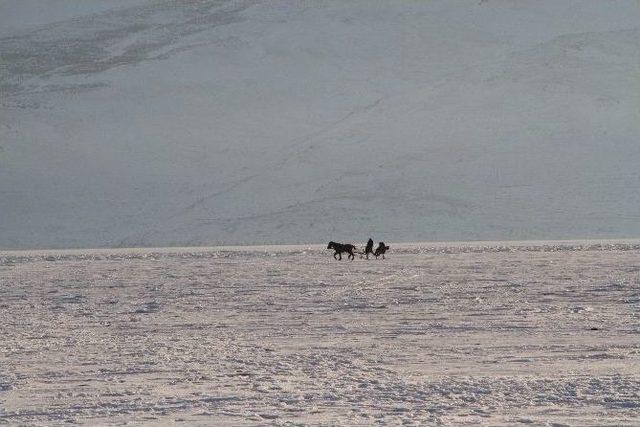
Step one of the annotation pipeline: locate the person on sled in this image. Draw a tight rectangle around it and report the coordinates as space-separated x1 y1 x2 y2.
374 242 390 259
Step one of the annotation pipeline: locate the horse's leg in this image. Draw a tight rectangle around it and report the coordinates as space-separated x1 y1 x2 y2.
334 252 339 260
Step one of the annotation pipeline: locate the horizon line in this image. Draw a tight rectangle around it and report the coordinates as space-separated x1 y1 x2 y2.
2 237 640 255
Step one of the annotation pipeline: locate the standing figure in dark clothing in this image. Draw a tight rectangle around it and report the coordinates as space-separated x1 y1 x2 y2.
364 238 374 259
374 242 390 259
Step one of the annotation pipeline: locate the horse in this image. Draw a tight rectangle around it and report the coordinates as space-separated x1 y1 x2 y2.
327 241 356 260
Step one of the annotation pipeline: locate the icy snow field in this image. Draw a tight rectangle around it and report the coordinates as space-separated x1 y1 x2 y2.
1 240 640 425
3 0 640 249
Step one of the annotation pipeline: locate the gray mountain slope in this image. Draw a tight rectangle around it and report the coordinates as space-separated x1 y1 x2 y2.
1 0 639 249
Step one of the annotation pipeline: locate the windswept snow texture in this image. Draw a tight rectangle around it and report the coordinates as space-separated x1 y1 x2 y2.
1 241 640 425
1 1 640 249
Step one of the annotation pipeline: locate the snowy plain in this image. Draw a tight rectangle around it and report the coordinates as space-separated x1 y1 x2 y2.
2 0 640 248
1 240 639 425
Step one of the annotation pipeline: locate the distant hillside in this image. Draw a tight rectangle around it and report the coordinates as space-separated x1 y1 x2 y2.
1 0 639 249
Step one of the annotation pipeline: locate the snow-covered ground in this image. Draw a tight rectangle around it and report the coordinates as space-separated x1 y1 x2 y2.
2 0 640 249
1 240 639 425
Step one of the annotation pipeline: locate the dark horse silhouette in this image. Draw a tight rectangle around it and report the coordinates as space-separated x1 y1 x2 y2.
374 242 390 259
327 241 356 260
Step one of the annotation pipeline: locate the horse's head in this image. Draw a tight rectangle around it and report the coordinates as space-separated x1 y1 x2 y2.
327 241 336 249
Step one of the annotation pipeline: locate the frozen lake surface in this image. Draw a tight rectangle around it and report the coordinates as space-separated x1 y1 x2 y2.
3 0 640 249
1 241 639 425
